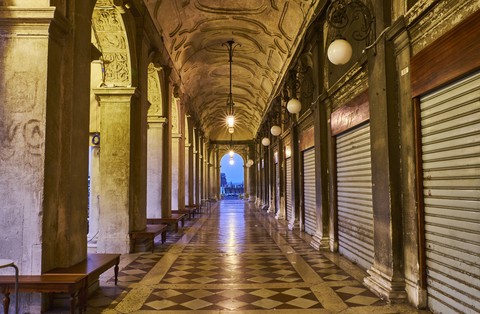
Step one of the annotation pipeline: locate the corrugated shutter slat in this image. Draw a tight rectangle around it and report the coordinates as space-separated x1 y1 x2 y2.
286 158 292 222
336 123 374 270
420 70 480 314
303 148 316 235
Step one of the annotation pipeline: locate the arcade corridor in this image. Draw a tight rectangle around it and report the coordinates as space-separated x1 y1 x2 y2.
83 201 430 313
1 2 479 313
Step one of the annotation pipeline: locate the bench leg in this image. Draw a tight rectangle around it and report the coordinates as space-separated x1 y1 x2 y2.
2 291 10 314
114 264 119 286
69 292 76 314
161 231 166 244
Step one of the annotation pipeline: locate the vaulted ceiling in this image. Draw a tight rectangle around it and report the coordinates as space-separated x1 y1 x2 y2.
144 0 322 141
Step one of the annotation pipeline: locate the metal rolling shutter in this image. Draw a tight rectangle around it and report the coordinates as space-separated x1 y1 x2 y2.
276 162 280 213
336 123 374 270
286 157 292 222
420 71 480 314
303 148 316 235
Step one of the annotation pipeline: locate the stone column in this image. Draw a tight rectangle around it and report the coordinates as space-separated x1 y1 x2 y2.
199 136 204 200
276 140 285 220
94 87 137 253
363 2 406 302
288 122 301 230
0 7 59 276
311 100 330 250
248 144 257 202
171 132 183 210
88 145 101 246
193 128 199 205
147 116 167 218
185 142 192 205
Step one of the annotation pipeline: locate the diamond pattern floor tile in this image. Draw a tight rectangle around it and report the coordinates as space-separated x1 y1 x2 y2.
82 201 411 314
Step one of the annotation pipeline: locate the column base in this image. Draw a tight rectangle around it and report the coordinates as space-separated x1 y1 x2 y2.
405 277 428 308
364 266 408 303
275 210 285 220
310 232 329 250
267 199 274 213
287 219 295 230
97 237 130 254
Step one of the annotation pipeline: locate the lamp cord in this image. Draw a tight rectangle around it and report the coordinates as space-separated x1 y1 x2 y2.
363 26 391 52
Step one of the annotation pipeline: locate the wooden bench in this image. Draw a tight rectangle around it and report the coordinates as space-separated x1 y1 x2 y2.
45 253 120 312
129 224 168 252
147 213 186 233
172 208 194 220
0 274 87 314
185 204 198 217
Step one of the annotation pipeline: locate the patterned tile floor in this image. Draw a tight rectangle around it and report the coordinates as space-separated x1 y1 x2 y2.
71 201 431 313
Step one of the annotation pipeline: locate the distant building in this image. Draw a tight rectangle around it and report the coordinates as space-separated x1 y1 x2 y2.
220 173 227 187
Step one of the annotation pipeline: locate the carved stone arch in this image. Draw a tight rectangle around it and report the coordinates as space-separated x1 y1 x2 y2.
92 0 132 87
147 63 163 117
218 145 247 164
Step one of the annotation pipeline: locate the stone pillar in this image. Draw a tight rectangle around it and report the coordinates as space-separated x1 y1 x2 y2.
94 87 137 253
363 2 406 302
185 142 192 205
391 17 426 306
147 116 167 218
198 135 204 200
171 132 183 210
88 145 101 246
276 140 285 220
288 122 300 230
193 128 199 205
248 145 256 202
0 6 57 276
311 99 330 250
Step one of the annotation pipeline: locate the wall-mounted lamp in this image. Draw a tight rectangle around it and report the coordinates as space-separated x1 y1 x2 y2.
285 69 302 114
327 38 353 65
261 137 271 146
270 125 281 137
326 0 373 65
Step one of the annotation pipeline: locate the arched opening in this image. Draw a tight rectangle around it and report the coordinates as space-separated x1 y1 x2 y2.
220 152 245 200
88 0 134 250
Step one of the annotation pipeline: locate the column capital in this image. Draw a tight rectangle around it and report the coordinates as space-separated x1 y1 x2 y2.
148 116 168 124
93 87 138 103
0 7 58 33
172 133 182 139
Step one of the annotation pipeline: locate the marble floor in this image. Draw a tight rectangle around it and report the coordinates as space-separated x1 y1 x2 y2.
82 200 431 314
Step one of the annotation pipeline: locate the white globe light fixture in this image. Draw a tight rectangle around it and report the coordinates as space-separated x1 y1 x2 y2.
287 98 301 114
261 137 270 146
229 149 234 157
229 157 234 165
327 38 352 65
270 125 281 136
228 127 234 134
